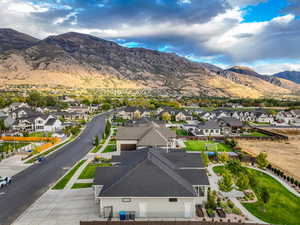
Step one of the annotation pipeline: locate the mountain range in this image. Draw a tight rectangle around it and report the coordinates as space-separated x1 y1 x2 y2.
0 28 300 98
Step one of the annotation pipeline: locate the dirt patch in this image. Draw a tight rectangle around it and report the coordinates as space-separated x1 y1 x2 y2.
238 138 300 180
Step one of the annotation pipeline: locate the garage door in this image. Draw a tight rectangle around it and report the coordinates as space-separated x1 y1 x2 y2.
120 144 136 151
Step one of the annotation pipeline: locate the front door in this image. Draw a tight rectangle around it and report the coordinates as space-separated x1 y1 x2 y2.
139 203 147 217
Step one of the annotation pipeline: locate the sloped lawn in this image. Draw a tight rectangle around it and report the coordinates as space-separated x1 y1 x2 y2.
184 140 232 152
242 168 300 225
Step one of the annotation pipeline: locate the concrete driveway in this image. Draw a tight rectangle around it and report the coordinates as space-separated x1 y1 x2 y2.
13 189 99 225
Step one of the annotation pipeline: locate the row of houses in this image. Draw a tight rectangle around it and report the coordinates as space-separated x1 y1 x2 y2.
117 107 193 122
0 102 99 133
117 106 300 126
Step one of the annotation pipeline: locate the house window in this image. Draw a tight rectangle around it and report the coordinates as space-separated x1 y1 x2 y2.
169 198 178 202
122 198 131 203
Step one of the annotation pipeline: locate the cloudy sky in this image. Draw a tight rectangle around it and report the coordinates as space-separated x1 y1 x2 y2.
1 0 300 74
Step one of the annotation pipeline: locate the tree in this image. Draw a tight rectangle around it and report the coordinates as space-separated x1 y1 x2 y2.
0 119 5 132
218 152 229 163
218 171 234 192
94 135 99 146
236 174 250 190
256 152 269 169
101 103 111 111
201 151 209 167
162 112 171 122
226 159 243 175
259 186 270 212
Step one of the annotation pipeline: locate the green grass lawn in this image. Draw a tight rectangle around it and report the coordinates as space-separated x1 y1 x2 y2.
91 145 102 153
184 140 232 152
52 159 86 190
241 131 269 137
102 145 116 153
79 163 112 179
71 183 93 189
176 129 189 136
242 168 300 225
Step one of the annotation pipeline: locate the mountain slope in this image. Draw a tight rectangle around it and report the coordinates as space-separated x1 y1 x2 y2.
0 29 300 98
0 28 39 54
273 71 300 84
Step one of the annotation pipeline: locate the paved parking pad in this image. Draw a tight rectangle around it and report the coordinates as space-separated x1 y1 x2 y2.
13 188 99 225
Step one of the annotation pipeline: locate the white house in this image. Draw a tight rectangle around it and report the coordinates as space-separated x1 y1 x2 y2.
94 149 209 219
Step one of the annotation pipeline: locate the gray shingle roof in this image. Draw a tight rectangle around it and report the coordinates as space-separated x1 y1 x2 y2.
116 122 176 143
197 120 220 129
218 117 244 127
95 149 209 197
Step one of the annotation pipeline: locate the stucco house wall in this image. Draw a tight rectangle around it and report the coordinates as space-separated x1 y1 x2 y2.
98 197 205 218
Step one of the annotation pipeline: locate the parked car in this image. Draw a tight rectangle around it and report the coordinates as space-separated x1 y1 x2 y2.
0 176 12 188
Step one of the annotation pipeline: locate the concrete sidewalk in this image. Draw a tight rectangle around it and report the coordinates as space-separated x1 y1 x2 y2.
0 155 31 177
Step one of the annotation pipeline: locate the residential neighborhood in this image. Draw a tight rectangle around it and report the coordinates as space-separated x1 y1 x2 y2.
1 100 300 225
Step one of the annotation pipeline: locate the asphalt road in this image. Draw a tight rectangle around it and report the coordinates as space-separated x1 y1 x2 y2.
0 113 109 225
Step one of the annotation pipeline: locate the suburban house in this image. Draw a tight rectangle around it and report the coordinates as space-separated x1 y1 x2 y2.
94 149 209 219
217 117 245 135
10 107 38 120
254 111 274 123
117 107 151 120
12 114 62 132
276 111 294 124
192 120 221 137
174 111 193 122
8 102 29 113
116 122 176 152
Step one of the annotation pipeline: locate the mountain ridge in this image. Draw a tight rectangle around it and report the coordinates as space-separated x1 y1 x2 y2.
0 28 299 98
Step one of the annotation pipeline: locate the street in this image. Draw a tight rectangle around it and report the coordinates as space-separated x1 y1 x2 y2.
0 113 109 225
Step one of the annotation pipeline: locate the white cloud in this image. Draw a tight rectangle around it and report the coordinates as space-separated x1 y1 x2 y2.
252 62 300 75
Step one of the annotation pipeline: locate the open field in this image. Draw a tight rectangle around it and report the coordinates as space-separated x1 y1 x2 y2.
238 136 300 180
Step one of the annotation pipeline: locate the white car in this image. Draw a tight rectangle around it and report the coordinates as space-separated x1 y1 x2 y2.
0 176 11 188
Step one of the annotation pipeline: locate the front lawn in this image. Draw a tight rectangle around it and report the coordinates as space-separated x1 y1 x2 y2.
90 145 102 153
102 145 116 153
79 163 112 179
242 168 300 225
52 159 86 190
71 183 93 189
184 140 232 152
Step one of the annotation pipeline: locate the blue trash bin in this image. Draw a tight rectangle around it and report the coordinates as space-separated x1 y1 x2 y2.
119 211 126 221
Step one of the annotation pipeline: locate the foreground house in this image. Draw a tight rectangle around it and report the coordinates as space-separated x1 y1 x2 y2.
94 149 209 219
116 122 176 151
